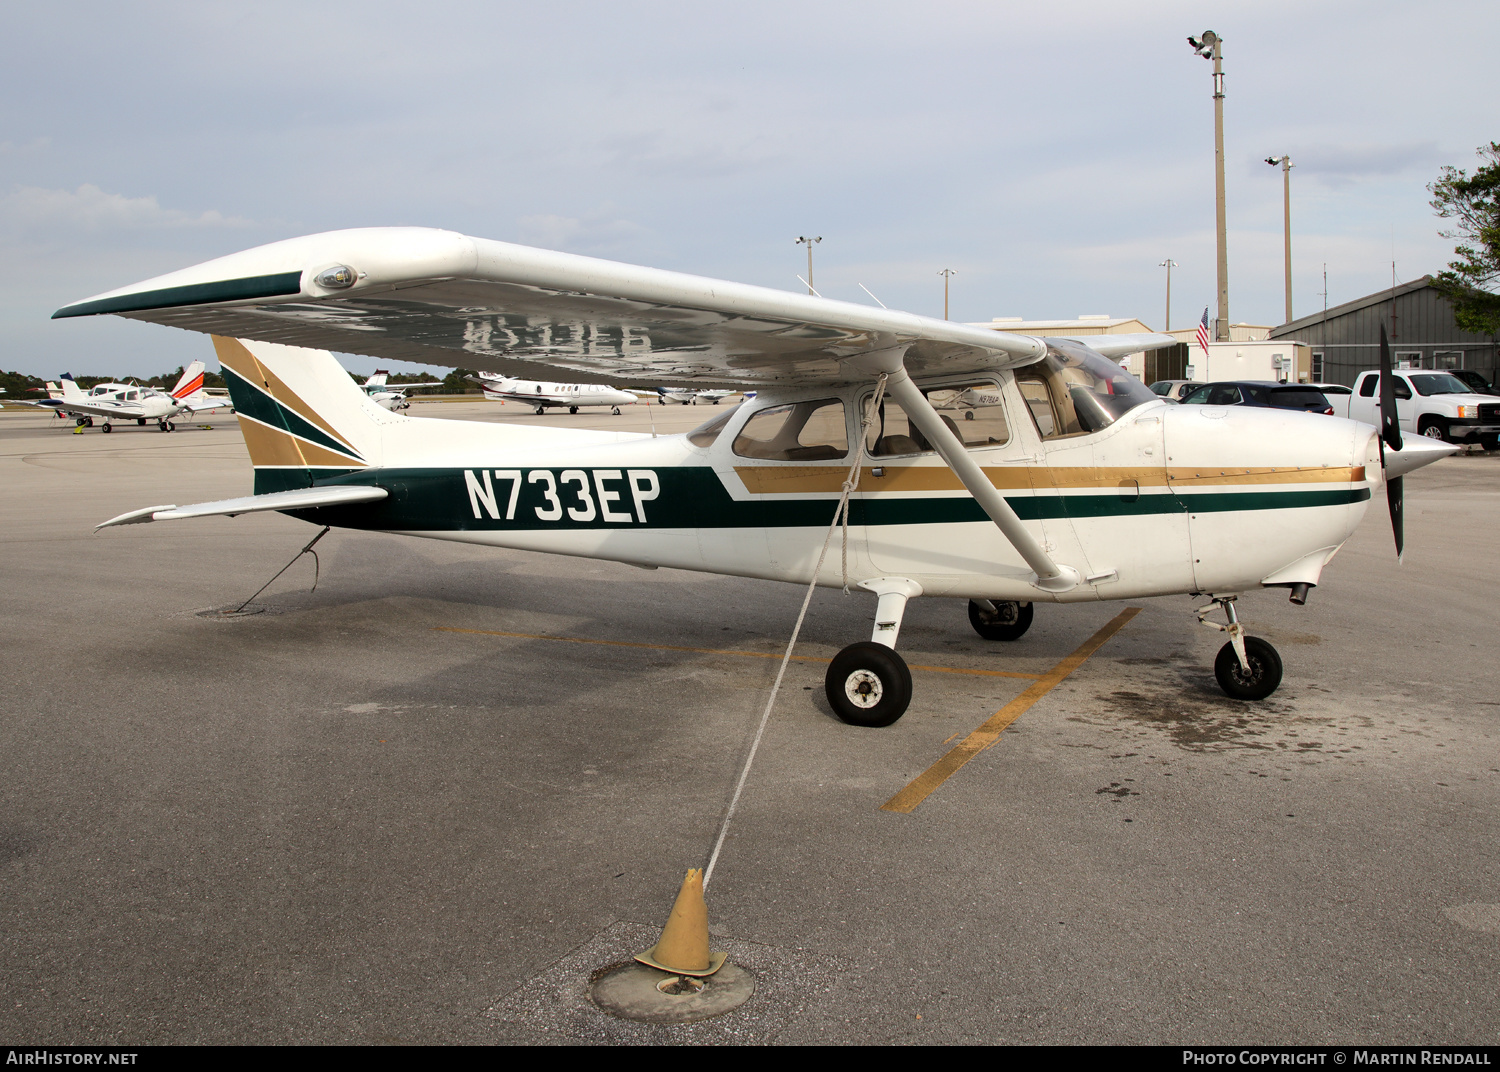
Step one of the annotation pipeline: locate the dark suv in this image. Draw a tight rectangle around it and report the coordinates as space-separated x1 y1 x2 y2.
1178 381 1334 415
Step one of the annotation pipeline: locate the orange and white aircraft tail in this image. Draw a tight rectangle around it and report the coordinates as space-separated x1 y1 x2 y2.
170 361 206 399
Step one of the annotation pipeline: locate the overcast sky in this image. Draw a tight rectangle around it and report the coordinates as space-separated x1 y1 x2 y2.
2 0 1495 378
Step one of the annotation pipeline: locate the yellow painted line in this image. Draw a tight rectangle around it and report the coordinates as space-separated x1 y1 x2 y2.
432 626 1042 680
880 607 1142 814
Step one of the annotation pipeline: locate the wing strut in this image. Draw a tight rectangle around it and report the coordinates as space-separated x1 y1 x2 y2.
882 367 1079 593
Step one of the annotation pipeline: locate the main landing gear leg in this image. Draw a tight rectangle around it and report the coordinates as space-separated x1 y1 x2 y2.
825 579 921 728
1196 596 1283 700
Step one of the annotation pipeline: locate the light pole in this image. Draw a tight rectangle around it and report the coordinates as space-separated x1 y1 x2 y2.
1188 30 1229 341
1265 155 1294 324
937 268 956 320
795 236 821 295
1158 259 1177 331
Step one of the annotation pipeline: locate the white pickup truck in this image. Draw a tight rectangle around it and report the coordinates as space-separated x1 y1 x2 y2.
1346 370 1500 451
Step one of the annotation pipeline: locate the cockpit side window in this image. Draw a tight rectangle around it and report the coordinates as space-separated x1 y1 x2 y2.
862 383 1010 456
1013 345 1157 441
732 399 848 460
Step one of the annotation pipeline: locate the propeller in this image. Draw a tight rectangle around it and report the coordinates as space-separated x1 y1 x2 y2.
1377 324 1404 560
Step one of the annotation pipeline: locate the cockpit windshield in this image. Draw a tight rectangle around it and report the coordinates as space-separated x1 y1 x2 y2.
1013 343 1158 439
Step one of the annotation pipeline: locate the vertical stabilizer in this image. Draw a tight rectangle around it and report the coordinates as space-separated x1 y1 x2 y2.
212 336 393 493
170 361 206 399
59 374 86 401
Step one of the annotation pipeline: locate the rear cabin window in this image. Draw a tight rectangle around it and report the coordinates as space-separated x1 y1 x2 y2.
1358 376 1377 397
732 399 848 460
686 403 742 447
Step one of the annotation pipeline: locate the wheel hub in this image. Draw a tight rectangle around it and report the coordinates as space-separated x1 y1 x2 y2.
843 669 883 709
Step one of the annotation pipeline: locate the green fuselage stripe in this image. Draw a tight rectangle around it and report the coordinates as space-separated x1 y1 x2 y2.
269 465 1371 531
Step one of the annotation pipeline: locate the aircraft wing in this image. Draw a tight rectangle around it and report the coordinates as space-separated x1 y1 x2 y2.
36 397 138 419
51 227 1120 389
179 396 233 414
96 485 389 530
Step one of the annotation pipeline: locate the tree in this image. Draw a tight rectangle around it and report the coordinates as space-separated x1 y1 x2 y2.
1429 141 1500 336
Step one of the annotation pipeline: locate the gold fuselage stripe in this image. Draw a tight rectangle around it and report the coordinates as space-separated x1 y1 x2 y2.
733 465 1366 495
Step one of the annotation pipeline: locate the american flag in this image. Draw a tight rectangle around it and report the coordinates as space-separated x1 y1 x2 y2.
1195 308 1211 355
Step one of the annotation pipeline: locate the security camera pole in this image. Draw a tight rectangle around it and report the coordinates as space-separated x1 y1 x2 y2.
1266 155 1294 323
795 236 822 295
1158 258 1177 331
937 268 956 320
1188 30 1229 341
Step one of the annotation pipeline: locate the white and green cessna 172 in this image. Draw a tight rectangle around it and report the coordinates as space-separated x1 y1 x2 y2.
58 227 1452 725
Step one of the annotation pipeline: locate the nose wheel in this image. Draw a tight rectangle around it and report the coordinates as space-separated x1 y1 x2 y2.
1197 597 1283 700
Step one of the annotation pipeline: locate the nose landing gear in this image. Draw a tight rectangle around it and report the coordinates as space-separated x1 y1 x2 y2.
1197 596 1283 700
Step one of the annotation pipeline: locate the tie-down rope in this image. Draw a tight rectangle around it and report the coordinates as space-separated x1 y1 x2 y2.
703 373 889 890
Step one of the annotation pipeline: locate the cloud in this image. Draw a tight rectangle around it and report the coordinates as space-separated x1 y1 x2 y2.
0 183 254 233
1291 142 1443 187
514 208 647 253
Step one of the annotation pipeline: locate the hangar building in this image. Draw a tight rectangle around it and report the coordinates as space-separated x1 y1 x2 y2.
1269 276 1498 388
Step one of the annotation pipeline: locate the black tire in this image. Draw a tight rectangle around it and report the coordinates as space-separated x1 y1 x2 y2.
825 642 912 727
612 406 621 415
137 418 145 426
1213 636 1283 701
569 406 578 414
964 411 975 420
1418 418 1449 443
1480 434 1498 452
534 406 545 415
968 599 1034 641
101 423 112 433
84 417 94 427
158 421 168 432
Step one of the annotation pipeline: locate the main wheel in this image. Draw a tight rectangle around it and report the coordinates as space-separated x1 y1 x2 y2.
101 423 112 433
569 405 578 414
158 421 168 432
1214 636 1283 701
968 599 1033 641
964 411 975 420
137 418 146 426
84 417 94 427
611 406 621 415
825 642 912 727
1418 417 1449 443
167 421 175 432
534 405 545 415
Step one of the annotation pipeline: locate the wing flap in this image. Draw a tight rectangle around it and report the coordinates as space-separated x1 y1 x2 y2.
96 485 388 530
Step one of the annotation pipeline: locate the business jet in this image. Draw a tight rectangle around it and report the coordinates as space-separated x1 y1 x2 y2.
64 227 1452 725
471 371 637 415
18 363 230 431
358 370 445 411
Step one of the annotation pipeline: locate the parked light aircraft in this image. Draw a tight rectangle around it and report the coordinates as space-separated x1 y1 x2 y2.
358 370 445 412
658 387 735 405
16 364 230 431
471 371 637 414
62 227 1454 725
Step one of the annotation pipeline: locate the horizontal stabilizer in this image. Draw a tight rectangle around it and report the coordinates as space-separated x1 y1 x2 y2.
96 485 388 530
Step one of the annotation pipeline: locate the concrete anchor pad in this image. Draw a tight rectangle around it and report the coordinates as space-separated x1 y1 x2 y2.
590 961 755 1023
488 922 842 1043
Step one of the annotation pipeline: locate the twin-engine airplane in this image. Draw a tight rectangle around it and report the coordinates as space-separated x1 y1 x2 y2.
470 370 638 415
16 363 229 431
61 227 1453 725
